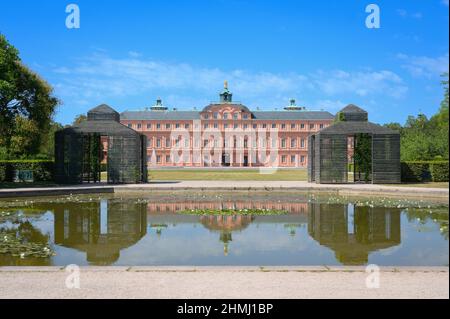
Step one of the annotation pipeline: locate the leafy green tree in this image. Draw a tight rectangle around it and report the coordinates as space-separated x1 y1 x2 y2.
0 33 59 159
39 121 63 159
397 73 449 161
73 114 87 125
354 133 372 182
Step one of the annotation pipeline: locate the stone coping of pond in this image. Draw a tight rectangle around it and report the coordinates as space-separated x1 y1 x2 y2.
0 266 448 272
0 181 448 199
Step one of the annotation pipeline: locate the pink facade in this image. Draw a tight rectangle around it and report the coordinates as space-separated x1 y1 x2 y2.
120 86 334 168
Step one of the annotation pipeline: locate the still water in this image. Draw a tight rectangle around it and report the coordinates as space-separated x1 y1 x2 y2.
0 191 448 266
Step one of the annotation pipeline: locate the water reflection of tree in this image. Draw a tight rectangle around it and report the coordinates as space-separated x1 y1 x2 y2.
405 208 449 240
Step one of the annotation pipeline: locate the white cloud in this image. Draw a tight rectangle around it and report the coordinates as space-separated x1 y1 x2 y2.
397 53 449 78
397 9 423 19
51 52 408 111
312 70 407 98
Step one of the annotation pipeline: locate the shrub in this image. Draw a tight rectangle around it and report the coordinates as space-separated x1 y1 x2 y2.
430 161 449 182
0 160 54 182
401 161 449 182
401 162 431 182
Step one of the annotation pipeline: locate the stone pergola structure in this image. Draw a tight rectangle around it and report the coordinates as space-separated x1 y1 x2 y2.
308 104 400 184
55 104 147 184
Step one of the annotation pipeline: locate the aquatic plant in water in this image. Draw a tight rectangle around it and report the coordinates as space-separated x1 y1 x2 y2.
0 221 55 259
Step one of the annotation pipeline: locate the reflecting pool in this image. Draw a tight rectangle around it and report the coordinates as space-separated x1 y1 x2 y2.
0 192 448 266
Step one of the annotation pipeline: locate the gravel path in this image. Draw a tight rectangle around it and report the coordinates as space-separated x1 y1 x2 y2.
0 266 448 299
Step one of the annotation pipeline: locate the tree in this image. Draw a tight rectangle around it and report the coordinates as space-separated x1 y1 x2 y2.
39 121 63 159
0 33 59 158
73 114 87 125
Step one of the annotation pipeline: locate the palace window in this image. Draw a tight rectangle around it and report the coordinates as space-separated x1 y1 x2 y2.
214 123 218 129
301 155 305 163
291 138 296 148
213 112 218 119
310 124 314 129
184 139 189 147
156 139 161 148
127 123 132 128
281 155 287 163
156 155 161 163
166 155 170 163
175 123 180 129
243 124 248 129
147 138 152 148
281 124 286 129
320 124 324 129
291 155 296 163
291 123 296 129
272 123 276 129
204 114 209 120
223 113 229 120
204 124 209 129
147 123 152 129
233 113 239 120
243 114 249 120
281 138 286 148
301 139 305 148
137 124 142 129
204 140 208 147
165 139 171 148
166 123 171 129
300 123 305 129
157 123 161 129
224 124 228 129
262 124 267 129
234 124 238 129
185 123 190 129
253 124 257 129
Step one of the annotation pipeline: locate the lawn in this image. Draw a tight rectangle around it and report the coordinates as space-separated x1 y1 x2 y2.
148 169 308 181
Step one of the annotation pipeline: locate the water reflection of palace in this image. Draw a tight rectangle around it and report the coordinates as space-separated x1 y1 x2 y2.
146 201 309 213
54 200 147 265
308 203 401 265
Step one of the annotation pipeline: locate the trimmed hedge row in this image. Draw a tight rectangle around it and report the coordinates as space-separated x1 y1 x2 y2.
0 160 54 182
401 161 449 182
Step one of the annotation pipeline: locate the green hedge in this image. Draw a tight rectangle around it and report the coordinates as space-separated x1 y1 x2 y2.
0 160 54 182
430 161 449 182
401 161 449 182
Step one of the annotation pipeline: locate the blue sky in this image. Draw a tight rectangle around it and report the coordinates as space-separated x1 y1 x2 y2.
0 0 448 125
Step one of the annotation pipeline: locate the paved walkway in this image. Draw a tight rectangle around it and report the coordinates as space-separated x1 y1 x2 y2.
0 180 448 199
0 266 448 299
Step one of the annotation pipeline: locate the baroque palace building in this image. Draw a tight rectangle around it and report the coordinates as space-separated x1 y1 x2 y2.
120 82 334 167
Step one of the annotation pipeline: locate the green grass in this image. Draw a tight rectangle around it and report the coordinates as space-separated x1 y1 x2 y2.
148 169 308 181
